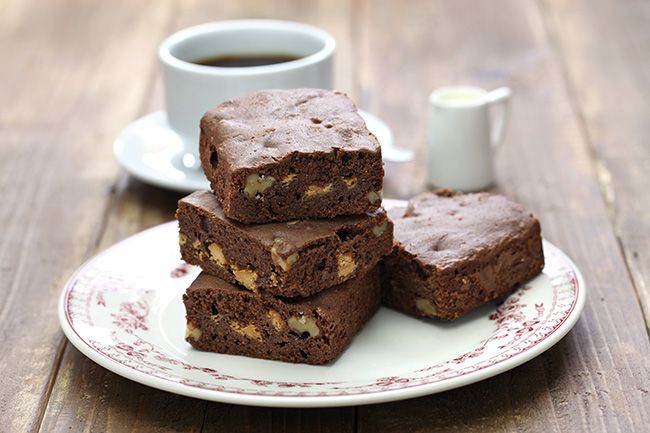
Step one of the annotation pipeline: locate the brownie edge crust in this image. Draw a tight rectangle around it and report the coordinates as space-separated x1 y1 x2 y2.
381 191 545 320
183 268 381 365
198 88 384 223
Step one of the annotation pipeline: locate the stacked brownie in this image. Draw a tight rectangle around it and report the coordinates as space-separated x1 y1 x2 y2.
381 190 545 320
177 89 393 364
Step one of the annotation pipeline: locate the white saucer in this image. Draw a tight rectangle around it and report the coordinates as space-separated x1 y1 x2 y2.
113 110 408 193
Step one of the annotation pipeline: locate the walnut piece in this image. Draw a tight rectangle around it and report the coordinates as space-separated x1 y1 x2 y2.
372 221 388 237
231 265 258 291
343 177 357 189
185 322 202 341
244 173 276 196
271 245 298 272
415 298 438 317
267 310 284 331
367 190 382 204
192 239 202 250
230 321 262 341
179 233 187 246
337 253 357 278
271 238 298 272
270 272 279 287
288 315 320 337
281 173 297 185
208 243 226 266
304 183 333 197
272 251 298 272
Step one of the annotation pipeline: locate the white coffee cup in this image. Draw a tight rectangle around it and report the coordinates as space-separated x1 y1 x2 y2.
159 20 335 168
427 85 511 191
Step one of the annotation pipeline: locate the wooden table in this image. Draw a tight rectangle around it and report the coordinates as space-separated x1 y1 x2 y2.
2 0 649 431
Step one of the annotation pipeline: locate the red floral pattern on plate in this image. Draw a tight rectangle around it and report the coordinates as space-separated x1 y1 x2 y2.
61 221 581 400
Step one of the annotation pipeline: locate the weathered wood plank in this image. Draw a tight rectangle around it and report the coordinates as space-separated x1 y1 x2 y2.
38 178 201 433
0 0 175 431
40 342 206 433
202 404 355 433
356 0 650 431
540 0 650 332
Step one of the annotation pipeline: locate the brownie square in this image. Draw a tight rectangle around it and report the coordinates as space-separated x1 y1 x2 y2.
199 88 384 223
176 191 393 298
381 190 544 320
183 267 381 365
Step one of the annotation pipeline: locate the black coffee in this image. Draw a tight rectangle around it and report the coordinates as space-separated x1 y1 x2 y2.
193 54 301 67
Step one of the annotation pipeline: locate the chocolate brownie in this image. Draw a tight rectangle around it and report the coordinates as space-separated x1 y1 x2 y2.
177 190 393 297
199 88 384 223
183 267 381 365
381 190 544 320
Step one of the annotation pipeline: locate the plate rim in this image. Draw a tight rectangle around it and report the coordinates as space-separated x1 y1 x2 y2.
58 219 586 408
112 111 210 192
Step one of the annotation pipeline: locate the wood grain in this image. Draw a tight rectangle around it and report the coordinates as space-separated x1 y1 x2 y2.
356 0 650 431
201 404 355 433
39 341 206 433
0 0 173 431
540 0 650 332
38 178 200 433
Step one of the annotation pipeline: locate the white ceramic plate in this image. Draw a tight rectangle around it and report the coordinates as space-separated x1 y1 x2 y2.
59 199 585 407
112 110 405 193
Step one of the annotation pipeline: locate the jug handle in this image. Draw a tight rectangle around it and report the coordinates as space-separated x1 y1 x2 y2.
486 87 512 150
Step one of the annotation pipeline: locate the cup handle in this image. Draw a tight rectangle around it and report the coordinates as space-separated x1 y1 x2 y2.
486 87 512 150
